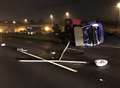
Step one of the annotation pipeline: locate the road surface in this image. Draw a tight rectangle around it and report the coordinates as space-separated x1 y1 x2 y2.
0 34 119 88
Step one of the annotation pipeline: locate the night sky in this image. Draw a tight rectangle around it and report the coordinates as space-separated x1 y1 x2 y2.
0 0 119 21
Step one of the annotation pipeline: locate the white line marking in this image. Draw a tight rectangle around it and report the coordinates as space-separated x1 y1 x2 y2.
19 60 88 64
18 50 77 72
68 48 84 52
101 45 120 49
59 41 70 60
81 25 91 29
17 48 28 52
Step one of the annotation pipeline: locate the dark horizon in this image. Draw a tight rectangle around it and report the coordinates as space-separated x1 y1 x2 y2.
0 0 119 21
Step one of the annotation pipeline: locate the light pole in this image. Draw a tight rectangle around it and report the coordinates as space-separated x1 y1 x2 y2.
65 12 70 19
24 19 28 31
50 14 54 26
24 19 28 23
116 2 120 23
12 20 16 32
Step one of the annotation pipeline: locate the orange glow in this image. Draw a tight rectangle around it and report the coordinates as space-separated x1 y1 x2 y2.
44 26 52 32
0 28 3 33
15 27 26 32
117 2 120 9
24 19 28 23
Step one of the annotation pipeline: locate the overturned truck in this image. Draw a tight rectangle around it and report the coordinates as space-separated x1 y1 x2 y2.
73 21 104 47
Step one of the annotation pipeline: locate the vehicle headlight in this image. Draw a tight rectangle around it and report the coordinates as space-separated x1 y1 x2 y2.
1 43 6 47
92 23 99 27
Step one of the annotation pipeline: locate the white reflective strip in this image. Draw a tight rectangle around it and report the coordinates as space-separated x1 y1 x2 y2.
19 60 88 64
17 48 28 52
81 25 91 29
95 59 108 67
68 48 84 52
59 41 70 60
18 50 77 72
102 45 120 49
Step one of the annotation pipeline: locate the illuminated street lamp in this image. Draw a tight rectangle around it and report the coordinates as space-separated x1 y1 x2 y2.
12 21 16 32
44 25 52 33
50 14 54 26
0 28 3 33
65 12 70 19
24 19 28 23
117 2 120 9
116 2 120 23
50 14 54 20
12 20 16 24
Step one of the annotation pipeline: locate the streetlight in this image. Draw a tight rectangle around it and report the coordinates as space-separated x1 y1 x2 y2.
50 14 54 26
117 2 120 8
12 21 16 33
65 12 70 19
116 2 120 23
24 19 28 23
44 25 52 33
50 14 54 20
12 20 16 24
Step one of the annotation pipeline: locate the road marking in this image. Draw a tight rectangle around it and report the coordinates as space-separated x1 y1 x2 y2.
101 45 120 49
18 50 78 72
17 48 28 52
19 60 88 64
68 48 84 52
59 41 70 60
